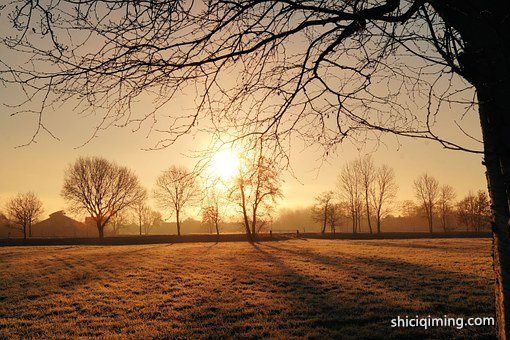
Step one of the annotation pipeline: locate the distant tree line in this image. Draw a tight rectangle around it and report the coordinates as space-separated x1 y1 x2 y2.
308 156 490 234
1 142 284 240
1 154 489 239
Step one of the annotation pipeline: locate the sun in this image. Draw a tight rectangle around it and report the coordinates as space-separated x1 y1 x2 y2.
210 148 240 181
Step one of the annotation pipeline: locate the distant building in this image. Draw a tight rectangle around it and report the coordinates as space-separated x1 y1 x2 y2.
32 211 92 237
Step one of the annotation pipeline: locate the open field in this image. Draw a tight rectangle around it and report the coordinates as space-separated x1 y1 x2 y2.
0 238 495 338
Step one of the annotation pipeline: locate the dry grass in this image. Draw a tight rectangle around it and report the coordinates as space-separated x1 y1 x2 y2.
0 238 495 338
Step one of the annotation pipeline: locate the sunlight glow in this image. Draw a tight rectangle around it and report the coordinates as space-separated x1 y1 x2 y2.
210 148 240 181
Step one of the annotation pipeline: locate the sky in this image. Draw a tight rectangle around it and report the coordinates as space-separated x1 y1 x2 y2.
0 94 486 221
0 5 488 222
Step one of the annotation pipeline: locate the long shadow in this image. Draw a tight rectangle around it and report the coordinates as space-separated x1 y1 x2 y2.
254 242 495 338
247 242 390 336
261 243 493 314
352 240 489 252
1 243 179 305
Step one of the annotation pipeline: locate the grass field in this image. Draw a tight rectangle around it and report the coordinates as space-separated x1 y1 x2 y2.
0 238 495 338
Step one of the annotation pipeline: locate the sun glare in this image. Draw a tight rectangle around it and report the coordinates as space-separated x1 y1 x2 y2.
211 149 240 181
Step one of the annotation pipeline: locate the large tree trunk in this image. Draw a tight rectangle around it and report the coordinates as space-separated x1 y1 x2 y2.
427 0 510 335
477 85 510 339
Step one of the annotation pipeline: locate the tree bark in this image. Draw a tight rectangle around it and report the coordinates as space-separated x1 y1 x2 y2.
477 84 510 340
435 0 510 329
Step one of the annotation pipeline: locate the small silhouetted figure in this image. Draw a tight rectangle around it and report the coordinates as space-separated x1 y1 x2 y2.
296 230 300 237
269 230 272 238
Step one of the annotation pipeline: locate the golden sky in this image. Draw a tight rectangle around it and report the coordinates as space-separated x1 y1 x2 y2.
0 91 486 221
0 11 487 222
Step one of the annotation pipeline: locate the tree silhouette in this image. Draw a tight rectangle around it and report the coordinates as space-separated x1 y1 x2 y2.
202 205 221 236
133 201 151 236
338 160 363 234
146 210 164 235
326 203 344 234
438 185 456 232
457 191 491 232
109 212 130 236
2 0 509 335
358 156 376 234
62 156 146 239
230 142 282 241
154 165 199 236
370 164 398 233
414 173 439 233
5 192 44 240
312 191 336 235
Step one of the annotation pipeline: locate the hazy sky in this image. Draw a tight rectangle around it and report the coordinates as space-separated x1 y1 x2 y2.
0 91 486 221
0 9 487 222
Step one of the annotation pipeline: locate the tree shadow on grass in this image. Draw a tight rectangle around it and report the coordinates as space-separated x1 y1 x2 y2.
247 242 392 337
352 240 489 253
1 244 180 306
254 242 495 338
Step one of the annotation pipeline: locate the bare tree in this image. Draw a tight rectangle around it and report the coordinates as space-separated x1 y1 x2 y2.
357 156 376 234
457 190 491 232
202 205 221 236
62 156 146 239
414 173 440 233
401 200 420 219
133 201 151 236
2 0 510 335
326 203 344 235
438 185 457 232
201 186 227 236
338 160 362 234
154 166 199 236
370 164 398 233
312 191 335 235
145 210 163 235
5 192 44 239
230 143 282 241
109 212 130 236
